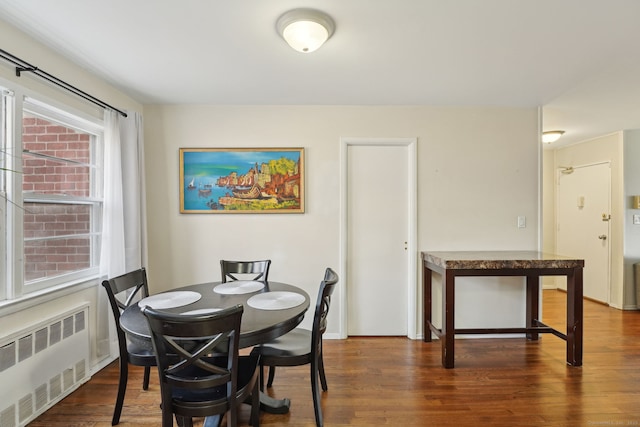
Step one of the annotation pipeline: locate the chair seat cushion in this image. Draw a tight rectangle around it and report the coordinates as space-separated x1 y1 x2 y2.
255 328 312 360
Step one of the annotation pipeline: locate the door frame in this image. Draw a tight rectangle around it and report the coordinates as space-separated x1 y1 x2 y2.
339 137 418 339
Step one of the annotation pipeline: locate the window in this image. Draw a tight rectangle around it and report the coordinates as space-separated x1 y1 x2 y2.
1 90 104 299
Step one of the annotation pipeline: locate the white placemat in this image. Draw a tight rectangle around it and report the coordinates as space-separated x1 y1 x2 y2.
180 308 222 315
138 291 201 309
214 280 265 295
247 291 305 310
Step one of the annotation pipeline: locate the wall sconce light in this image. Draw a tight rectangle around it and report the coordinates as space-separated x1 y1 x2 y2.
542 130 565 144
277 8 335 53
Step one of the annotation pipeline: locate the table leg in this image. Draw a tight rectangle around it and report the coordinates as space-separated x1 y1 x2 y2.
526 275 540 340
423 263 433 342
566 267 584 366
442 270 455 368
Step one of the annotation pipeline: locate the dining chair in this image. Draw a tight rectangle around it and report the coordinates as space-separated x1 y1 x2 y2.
220 259 271 283
101 268 157 426
251 267 338 427
142 304 260 427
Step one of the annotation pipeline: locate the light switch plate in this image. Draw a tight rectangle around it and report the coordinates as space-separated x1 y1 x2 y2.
517 216 526 228
633 214 640 225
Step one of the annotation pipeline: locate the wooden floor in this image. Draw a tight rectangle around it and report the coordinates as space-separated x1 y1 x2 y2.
29 290 640 426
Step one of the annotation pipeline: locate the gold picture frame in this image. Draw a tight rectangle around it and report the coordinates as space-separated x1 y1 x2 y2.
179 147 304 214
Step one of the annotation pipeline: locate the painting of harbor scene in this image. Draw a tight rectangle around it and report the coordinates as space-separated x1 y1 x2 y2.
179 148 304 213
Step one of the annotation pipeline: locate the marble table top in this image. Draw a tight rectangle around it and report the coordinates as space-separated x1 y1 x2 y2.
421 251 584 270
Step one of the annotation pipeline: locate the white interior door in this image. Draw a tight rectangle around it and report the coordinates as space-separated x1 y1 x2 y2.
346 144 408 335
556 163 611 303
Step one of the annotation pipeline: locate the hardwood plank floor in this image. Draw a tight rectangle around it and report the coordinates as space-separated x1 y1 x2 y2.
28 290 640 426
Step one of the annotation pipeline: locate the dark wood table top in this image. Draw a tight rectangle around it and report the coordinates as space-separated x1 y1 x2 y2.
120 281 311 348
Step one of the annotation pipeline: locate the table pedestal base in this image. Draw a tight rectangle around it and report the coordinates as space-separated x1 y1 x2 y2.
203 392 291 426
259 392 291 414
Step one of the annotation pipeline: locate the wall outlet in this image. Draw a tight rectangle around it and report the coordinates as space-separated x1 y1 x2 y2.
633 214 640 225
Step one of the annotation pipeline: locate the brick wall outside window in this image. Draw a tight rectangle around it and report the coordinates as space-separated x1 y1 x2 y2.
22 116 92 282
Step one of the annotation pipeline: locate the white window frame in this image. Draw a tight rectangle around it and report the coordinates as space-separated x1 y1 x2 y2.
0 88 12 301
1 83 104 301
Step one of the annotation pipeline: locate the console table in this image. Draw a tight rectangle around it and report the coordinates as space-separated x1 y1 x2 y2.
422 251 584 368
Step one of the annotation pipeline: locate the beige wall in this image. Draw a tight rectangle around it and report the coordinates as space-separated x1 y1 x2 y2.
143 105 541 334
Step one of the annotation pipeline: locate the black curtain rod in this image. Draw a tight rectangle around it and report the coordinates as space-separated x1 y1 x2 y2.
0 48 127 117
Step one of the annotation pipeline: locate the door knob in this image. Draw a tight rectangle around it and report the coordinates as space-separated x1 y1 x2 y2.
598 235 607 240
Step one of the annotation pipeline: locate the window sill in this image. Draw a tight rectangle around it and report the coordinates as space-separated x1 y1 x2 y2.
0 275 99 317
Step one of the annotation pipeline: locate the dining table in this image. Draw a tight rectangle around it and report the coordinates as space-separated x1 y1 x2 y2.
119 279 311 426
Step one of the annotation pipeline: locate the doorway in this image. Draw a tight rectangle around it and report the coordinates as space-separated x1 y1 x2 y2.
339 138 417 338
556 162 611 303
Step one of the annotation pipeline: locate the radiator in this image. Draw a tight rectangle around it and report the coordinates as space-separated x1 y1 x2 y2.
0 304 90 427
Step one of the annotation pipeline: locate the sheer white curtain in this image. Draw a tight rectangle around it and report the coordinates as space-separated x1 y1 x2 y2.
120 111 147 271
96 110 147 361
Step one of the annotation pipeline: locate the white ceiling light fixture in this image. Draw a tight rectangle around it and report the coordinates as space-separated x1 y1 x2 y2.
542 130 565 144
277 8 335 53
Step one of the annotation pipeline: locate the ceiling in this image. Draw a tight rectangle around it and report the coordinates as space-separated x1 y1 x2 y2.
1 0 640 147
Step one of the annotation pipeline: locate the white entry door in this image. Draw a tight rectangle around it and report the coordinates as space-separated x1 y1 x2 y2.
556 162 611 303
346 144 409 335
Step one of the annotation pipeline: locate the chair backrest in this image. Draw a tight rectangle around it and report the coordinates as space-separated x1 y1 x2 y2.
142 304 244 419
220 259 271 283
101 268 150 356
311 268 339 354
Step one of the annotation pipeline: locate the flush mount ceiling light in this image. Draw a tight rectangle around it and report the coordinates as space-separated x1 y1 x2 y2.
542 130 565 144
277 8 335 53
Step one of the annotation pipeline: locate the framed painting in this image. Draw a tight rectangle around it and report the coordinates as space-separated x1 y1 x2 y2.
179 147 304 213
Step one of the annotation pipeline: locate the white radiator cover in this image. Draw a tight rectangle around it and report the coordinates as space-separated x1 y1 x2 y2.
0 304 90 427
